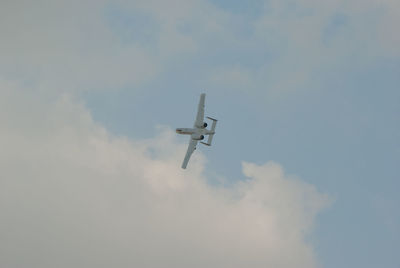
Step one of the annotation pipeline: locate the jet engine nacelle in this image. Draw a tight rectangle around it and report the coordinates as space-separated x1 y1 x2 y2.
203 122 207 128
191 134 205 140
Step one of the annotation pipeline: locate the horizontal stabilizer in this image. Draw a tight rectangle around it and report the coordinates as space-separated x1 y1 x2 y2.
206 116 218 121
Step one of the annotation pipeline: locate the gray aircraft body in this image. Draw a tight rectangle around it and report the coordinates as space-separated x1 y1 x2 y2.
176 93 217 169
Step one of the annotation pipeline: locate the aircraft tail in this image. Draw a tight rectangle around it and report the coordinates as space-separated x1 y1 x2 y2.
201 117 217 146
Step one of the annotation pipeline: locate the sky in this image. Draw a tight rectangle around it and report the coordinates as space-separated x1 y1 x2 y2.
0 0 399 267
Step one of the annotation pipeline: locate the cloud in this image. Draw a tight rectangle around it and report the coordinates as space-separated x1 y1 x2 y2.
0 80 330 267
0 0 229 92
0 1 397 266
0 0 158 91
1 0 398 97
205 0 400 96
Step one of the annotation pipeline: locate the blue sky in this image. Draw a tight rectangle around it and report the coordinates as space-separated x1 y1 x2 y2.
84 1 400 266
1 0 399 267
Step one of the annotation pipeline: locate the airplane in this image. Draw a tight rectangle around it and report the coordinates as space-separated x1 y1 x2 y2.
176 93 217 169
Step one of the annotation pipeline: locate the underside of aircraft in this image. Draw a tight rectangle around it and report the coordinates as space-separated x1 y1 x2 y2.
176 93 217 169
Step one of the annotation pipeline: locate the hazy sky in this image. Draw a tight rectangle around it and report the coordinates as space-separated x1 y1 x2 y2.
1 0 399 267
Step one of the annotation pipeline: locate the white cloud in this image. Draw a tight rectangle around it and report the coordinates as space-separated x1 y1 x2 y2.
206 0 400 96
0 0 229 92
0 80 330 267
1 0 398 97
0 0 396 266
0 0 158 91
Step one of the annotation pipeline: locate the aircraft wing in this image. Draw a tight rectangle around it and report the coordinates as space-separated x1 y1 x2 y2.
181 139 198 169
194 93 206 128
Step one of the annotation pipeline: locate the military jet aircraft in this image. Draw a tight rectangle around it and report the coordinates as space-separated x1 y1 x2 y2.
176 93 217 169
